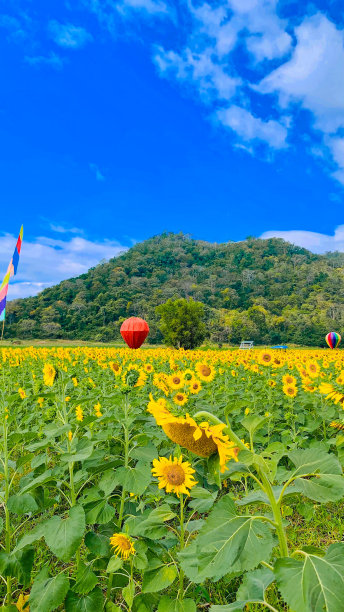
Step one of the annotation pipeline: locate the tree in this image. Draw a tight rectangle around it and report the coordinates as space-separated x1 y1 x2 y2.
156 298 207 349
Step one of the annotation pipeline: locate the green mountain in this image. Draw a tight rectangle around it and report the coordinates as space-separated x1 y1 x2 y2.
6 232 344 345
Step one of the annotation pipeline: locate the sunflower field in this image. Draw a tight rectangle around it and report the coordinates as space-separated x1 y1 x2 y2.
1 346 344 612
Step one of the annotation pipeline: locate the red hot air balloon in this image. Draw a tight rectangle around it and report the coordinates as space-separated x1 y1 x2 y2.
120 317 149 349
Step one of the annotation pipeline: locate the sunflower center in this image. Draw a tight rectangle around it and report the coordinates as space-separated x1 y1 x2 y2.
176 394 184 401
262 354 271 362
164 464 185 486
200 365 211 376
118 536 131 551
173 377 181 384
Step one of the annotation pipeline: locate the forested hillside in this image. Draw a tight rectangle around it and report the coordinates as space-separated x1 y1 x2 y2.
6 233 344 345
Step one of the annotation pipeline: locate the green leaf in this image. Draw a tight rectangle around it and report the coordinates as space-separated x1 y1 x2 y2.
85 531 111 557
61 440 94 463
275 543 344 612
85 499 116 525
74 563 98 595
116 462 151 496
241 415 268 436
210 567 275 611
122 581 135 607
98 470 119 496
44 505 85 562
7 493 38 515
106 556 123 573
65 588 104 612
131 444 157 462
19 470 54 494
142 564 178 593
0 547 34 585
285 449 344 503
105 604 121 612
158 597 196 612
127 504 176 538
189 487 217 513
179 494 274 583
14 523 46 553
29 568 69 612
0 518 3 535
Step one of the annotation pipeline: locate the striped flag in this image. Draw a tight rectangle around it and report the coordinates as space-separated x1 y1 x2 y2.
0 226 23 322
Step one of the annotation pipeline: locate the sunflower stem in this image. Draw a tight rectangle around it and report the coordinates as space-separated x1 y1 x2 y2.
178 494 185 600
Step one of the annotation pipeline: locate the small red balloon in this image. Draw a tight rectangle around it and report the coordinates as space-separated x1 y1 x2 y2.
120 317 149 349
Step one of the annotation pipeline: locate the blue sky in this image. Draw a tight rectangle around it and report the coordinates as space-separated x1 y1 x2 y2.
1 0 344 298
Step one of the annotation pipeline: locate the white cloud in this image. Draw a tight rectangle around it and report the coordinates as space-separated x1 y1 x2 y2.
258 15 344 134
117 0 169 16
154 46 240 102
217 105 288 148
261 225 344 254
25 52 64 69
49 223 85 235
0 231 128 300
49 20 93 48
152 1 292 150
89 163 105 181
189 0 291 62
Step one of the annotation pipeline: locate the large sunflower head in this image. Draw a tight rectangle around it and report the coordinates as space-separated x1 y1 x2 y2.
306 361 320 378
195 362 215 382
110 533 135 560
283 384 297 398
259 350 273 366
147 396 239 472
152 455 197 496
169 372 184 390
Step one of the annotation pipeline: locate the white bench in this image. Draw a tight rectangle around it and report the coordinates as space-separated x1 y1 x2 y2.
239 341 254 349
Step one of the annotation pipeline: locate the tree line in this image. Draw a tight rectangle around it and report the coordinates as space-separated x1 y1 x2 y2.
5 232 344 346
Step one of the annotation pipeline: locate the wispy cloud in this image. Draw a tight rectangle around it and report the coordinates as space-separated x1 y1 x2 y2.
49 223 85 235
261 225 344 254
0 231 129 300
49 20 93 49
89 163 105 181
25 52 64 69
217 105 288 149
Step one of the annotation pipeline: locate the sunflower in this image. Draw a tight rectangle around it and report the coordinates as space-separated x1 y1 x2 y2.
189 379 202 394
283 384 298 398
330 421 344 431
109 362 122 377
153 373 169 396
147 396 239 472
169 372 184 390
306 361 320 378
43 363 56 386
183 369 195 383
16 593 29 612
76 405 84 422
195 363 215 382
152 455 197 496
110 533 135 560
174 392 188 406
144 363 154 373
272 356 284 368
319 383 344 404
18 388 26 400
259 350 273 366
302 379 316 393
268 379 276 388
282 374 296 386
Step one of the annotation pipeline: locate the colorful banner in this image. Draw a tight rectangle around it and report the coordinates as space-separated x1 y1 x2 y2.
0 226 23 322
